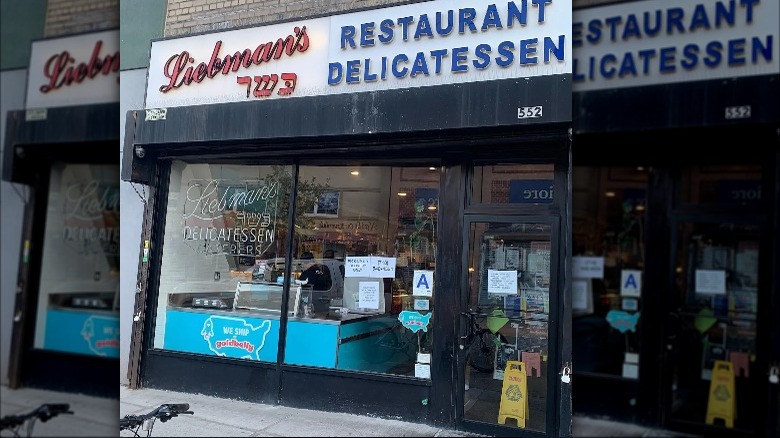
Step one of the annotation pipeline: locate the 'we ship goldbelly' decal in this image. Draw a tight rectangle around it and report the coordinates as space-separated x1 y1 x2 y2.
201 315 272 360
398 311 432 333
81 315 120 356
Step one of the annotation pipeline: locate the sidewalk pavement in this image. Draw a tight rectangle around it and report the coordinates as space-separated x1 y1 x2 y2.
0 385 118 436
2 384 693 437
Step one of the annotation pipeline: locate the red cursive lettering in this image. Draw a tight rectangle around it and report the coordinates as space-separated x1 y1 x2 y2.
40 40 119 93
159 26 309 93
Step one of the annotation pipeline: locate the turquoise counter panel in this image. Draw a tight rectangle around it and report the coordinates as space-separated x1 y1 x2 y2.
284 321 338 367
44 310 119 358
163 310 278 362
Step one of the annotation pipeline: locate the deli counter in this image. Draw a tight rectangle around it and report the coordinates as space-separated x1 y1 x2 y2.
162 281 408 372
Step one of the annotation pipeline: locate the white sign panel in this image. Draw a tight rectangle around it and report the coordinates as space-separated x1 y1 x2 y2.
26 30 119 109
695 269 726 295
572 0 780 92
415 363 431 379
358 281 380 309
145 0 571 108
487 270 517 294
572 256 604 279
620 270 642 297
345 256 371 277
370 257 396 278
572 279 590 311
413 270 434 297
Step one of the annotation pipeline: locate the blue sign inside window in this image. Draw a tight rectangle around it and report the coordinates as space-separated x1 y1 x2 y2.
509 180 554 204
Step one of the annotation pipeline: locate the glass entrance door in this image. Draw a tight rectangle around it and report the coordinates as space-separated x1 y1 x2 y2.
458 216 564 435
665 218 763 434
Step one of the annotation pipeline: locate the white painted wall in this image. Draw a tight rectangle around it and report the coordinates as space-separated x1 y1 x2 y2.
0 68 29 386
119 68 148 385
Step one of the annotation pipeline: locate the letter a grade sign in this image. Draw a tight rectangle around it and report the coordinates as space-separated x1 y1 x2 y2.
413 270 434 297
621 270 641 297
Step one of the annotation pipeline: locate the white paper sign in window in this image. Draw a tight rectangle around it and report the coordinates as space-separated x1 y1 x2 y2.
370 257 396 278
487 270 517 294
572 256 605 279
358 281 380 309
695 270 726 295
345 256 371 277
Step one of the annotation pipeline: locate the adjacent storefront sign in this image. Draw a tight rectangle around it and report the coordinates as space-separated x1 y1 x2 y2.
26 29 119 109
573 0 779 92
146 0 571 109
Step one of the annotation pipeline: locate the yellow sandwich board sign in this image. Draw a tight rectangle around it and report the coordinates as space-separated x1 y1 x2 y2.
706 360 735 428
498 360 529 428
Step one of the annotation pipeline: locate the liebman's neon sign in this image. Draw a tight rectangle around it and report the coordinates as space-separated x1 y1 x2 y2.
159 26 309 94
40 40 119 93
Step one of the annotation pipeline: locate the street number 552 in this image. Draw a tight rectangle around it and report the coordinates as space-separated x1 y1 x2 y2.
518 106 543 119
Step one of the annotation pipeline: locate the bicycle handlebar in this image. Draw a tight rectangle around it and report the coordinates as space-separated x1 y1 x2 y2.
120 403 193 430
0 404 73 430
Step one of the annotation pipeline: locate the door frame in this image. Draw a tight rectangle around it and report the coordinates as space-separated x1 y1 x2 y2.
455 213 569 437
661 212 770 437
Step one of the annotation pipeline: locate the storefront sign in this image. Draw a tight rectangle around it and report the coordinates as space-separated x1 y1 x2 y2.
146 0 570 109
26 29 119 109
573 0 779 92
163 310 278 361
182 179 280 257
43 311 120 358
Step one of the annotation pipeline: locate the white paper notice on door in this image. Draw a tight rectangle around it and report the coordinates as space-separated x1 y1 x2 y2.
487 270 517 294
358 281 380 309
695 269 726 295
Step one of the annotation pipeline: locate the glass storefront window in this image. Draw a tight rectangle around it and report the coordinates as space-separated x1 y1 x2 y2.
153 162 438 378
282 165 439 378
571 166 647 377
471 164 554 205
153 162 291 361
34 163 120 357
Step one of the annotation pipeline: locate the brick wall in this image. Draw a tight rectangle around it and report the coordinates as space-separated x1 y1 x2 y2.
163 0 419 37
44 0 119 37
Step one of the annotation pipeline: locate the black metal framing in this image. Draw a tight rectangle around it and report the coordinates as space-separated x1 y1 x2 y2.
129 127 573 433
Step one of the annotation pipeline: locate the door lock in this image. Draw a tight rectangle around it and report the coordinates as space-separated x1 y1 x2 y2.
770 366 779 384
560 363 572 384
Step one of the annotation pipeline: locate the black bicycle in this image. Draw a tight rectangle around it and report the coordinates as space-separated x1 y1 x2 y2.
119 404 193 437
0 403 73 437
464 311 509 373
